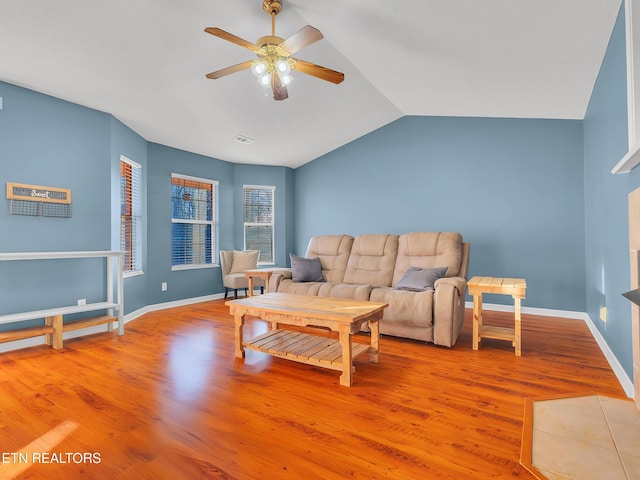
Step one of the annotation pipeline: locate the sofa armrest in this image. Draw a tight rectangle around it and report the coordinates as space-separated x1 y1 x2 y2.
269 268 292 292
432 276 467 347
434 276 467 297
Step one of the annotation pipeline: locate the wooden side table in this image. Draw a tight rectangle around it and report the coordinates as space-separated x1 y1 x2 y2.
467 276 527 356
244 268 284 296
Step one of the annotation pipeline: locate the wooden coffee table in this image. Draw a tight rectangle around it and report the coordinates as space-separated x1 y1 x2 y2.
226 293 388 386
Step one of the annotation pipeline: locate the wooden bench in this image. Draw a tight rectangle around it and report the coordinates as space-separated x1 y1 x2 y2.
0 251 124 351
0 303 119 349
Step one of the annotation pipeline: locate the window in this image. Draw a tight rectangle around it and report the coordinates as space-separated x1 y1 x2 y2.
243 185 275 265
120 156 142 275
171 173 218 269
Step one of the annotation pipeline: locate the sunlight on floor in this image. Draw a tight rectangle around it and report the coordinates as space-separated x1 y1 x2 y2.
0 420 79 479
167 328 216 402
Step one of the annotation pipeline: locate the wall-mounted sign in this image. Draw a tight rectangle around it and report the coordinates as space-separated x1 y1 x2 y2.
6 182 71 204
6 182 72 218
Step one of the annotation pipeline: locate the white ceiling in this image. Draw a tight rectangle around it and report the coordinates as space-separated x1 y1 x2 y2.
0 0 622 168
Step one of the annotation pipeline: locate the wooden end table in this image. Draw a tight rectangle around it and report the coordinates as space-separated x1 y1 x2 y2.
244 268 285 296
468 276 527 356
226 293 387 386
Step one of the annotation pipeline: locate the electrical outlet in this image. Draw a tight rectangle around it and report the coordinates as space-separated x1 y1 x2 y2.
78 298 86 306
161 282 167 292
600 306 607 323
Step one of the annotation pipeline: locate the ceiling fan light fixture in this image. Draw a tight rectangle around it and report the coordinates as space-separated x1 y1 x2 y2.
280 73 293 86
251 60 268 77
275 58 290 74
204 0 344 100
258 72 272 87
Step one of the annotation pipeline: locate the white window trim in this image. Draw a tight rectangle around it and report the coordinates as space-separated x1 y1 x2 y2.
123 270 144 279
243 184 275 266
120 155 144 276
171 173 219 271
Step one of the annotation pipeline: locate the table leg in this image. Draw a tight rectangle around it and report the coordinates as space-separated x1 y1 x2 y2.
514 297 522 357
45 315 64 349
369 317 380 364
339 331 353 387
264 273 270 294
45 316 53 346
247 276 254 297
235 313 246 358
472 294 482 350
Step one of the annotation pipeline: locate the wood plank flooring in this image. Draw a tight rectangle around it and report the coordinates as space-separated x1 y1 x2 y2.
0 299 627 479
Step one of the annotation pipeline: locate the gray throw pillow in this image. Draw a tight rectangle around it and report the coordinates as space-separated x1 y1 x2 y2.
396 266 448 292
290 254 324 282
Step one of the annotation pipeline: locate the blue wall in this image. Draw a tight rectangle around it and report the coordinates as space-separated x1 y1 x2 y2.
143 144 293 305
0 82 112 317
146 143 235 305
294 116 585 311
0 83 294 321
584 3 637 380
232 164 295 267
110 117 148 314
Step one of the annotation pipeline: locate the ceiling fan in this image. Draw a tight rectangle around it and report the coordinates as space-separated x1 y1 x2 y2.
204 0 344 101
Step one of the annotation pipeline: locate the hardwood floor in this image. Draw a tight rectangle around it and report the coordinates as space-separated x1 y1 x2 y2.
0 299 626 479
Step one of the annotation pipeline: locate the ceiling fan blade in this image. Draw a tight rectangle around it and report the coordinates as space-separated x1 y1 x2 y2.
293 59 344 84
279 25 323 55
204 27 260 52
272 74 289 101
206 60 253 80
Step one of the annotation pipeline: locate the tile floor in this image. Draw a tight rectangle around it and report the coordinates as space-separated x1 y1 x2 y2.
529 395 640 480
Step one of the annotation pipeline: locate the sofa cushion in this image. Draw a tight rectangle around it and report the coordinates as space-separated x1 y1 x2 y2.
396 266 448 292
223 272 249 289
305 235 354 283
229 250 259 274
317 282 373 301
392 232 462 286
343 234 399 287
290 254 324 282
276 278 322 296
370 286 434 328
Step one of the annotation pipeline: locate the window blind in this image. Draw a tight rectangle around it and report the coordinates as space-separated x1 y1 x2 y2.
171 174 218 268
120 156 142 273
243 185 275 264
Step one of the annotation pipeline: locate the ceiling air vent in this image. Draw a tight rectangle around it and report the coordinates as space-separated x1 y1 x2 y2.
233 135 254 145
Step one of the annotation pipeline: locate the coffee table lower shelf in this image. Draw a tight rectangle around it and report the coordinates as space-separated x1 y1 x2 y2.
243 329 371 371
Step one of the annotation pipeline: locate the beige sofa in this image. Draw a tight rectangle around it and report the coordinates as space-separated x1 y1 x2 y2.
269 232 470 347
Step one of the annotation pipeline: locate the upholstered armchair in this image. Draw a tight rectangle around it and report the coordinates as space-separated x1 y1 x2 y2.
219 250 265 299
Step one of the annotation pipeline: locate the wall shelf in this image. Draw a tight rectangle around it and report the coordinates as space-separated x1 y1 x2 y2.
611 143 640 174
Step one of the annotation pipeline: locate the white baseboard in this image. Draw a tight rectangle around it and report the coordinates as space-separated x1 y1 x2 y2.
0 293 226 353
582 314 635 399
466 301 634 399
123 293 225 323
464 301 588 320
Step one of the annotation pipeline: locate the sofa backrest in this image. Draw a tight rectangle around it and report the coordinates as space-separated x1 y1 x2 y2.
392 232 464 286
305 235 354 283
343 234 399 287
